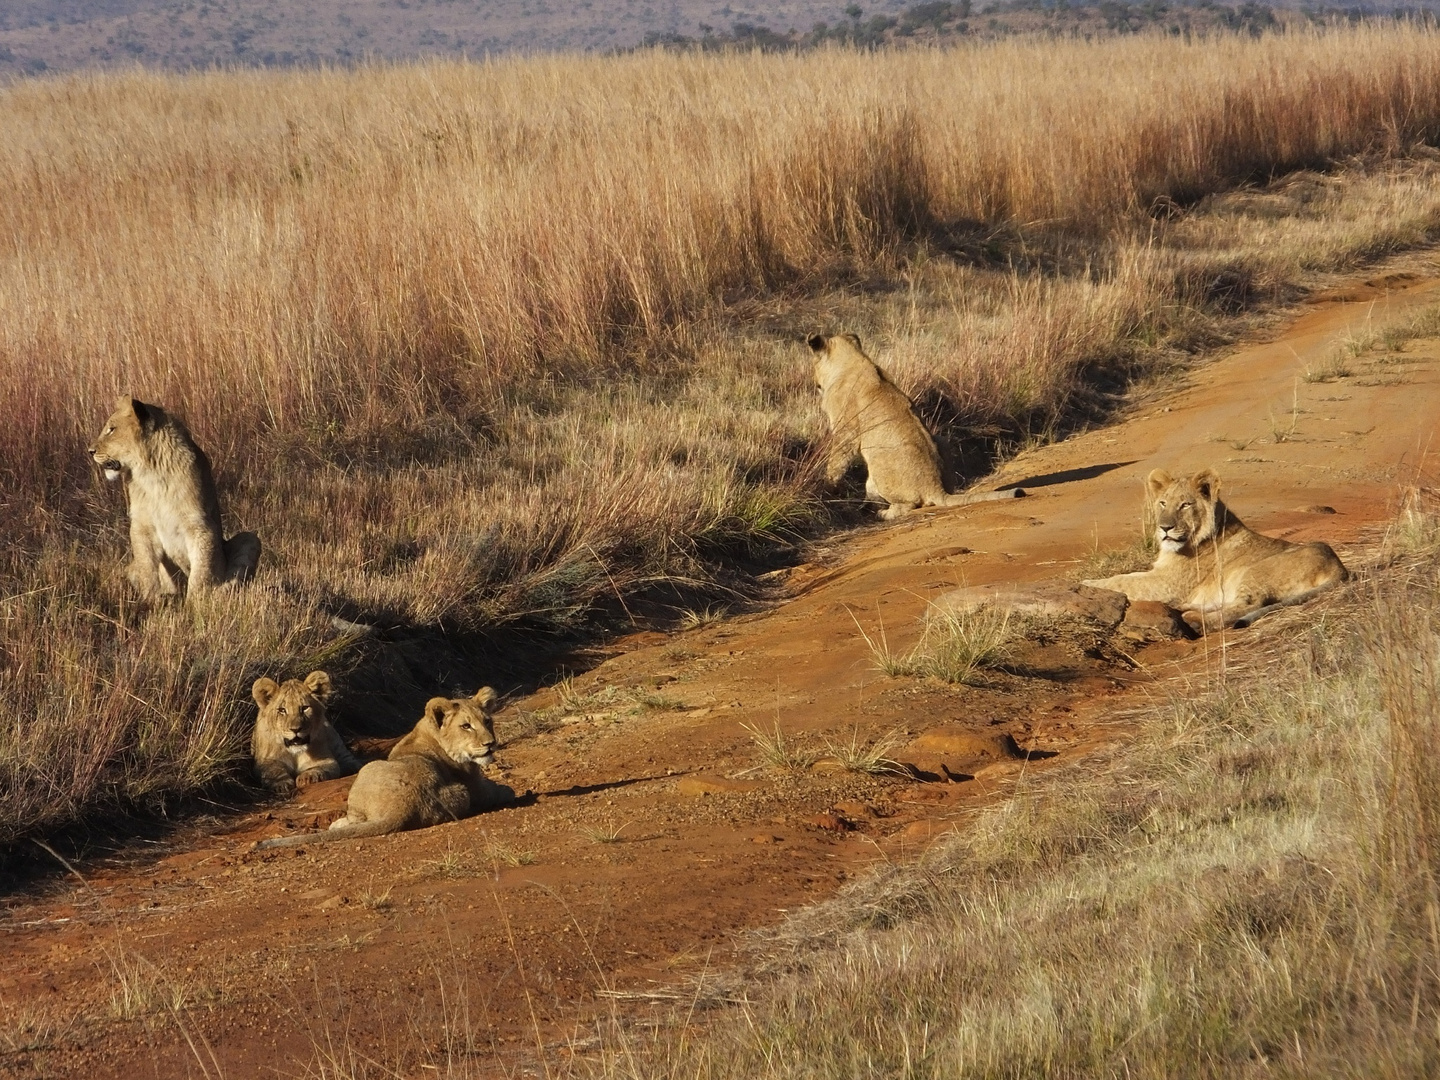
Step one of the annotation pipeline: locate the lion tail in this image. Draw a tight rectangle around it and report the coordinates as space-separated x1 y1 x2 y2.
254 819 395 850
939 487 1026 508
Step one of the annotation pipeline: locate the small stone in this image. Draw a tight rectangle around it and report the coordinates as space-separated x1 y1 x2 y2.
805 812 852 832
751 833 781 845
833 800 876 821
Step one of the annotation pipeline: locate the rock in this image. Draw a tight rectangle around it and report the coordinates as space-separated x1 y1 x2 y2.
805 812 853 832
833 800 876 821
751 833 782 845
931 582 1128 629
675 774 761 796
1121 600 1194 640
895 819 950 842
902 728 1021 785
1297 505 1337 514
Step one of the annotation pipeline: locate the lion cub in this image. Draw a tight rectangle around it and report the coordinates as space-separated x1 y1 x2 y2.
257 688 511 848
808 334 1022 519
89 395 260 600
1083 468 1348 631
251 670 360 794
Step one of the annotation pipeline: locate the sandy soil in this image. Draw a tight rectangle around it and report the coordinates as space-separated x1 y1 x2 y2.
3 265 1439 1078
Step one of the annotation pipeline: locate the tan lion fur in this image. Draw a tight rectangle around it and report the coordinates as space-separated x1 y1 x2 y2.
807 334 1021 520
1083 468 1348 631
257 688 510 848
89 395 260 600
250 670 359 794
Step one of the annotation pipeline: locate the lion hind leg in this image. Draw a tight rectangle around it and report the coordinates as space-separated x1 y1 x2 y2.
878 501 919 521
1232 581 1344 629
223 532 261 585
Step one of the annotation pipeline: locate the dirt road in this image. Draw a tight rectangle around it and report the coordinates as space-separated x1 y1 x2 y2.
3 265 1439 1078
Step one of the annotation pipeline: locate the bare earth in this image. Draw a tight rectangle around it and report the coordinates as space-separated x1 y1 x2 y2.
3 265 1440 1077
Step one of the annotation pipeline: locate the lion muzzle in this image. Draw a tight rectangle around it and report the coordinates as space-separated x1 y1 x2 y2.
282 732 312 749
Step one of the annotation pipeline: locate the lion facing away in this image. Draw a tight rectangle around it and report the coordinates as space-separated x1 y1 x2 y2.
89 396 260 600
257 688 512 848
1082 468 1347 631
807 334 1022 520
251 670 360 794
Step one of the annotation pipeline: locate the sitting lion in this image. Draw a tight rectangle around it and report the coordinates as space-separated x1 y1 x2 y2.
1082 468 1347 631
89 395 260 600
807 334 1022 520
251 670 359 794
257 688 511 848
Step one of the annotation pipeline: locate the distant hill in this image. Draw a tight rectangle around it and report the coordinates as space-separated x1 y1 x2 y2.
0 0 909 74
0 0 1430 76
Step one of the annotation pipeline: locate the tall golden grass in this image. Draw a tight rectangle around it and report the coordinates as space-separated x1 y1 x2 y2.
7 26 1440 843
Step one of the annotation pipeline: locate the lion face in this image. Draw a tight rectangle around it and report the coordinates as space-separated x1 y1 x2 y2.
88 396 157 481
423 688 499 767
1147 468 1221 554
253 671 334 750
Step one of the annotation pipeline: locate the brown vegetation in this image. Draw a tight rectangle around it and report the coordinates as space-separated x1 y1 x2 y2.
6 27 1440 845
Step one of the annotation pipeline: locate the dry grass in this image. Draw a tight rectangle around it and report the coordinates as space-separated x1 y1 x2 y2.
570 535 1440 1077
8 27 1440 844
743 721 821 772
864 607 1021 684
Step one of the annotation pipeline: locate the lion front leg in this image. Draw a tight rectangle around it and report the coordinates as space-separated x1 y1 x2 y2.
1080 571 1177 604
126 521 177 600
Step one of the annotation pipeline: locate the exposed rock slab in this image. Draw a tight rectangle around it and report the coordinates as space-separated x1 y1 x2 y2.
931 581 1130 629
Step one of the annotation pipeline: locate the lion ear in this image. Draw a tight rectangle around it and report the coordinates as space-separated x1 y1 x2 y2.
252 677 280 708
130 398 157 431
304 671 332 702
843 333 863 351
1192 469 1220 501
806 334 827 353
1145 470 1173 498
424 697 453 728
472 686 499 711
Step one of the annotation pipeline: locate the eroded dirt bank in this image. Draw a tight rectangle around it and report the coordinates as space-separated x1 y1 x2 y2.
4 265 1440 1078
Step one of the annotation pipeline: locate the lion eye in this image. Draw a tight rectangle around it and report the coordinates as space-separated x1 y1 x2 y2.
301 706 311 716
1180 502 1191 509
278 706 287 715
461 722 473 730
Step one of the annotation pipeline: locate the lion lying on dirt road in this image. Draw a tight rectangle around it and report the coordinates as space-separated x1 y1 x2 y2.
257 688 512 848
251 670 359 794
89 395 260 600
807 334 1023 520
1082 468 1348 631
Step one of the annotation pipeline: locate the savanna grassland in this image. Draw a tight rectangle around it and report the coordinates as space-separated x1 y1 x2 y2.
6 26 1440 854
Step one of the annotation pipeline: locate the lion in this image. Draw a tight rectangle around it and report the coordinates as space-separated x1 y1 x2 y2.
89 395 260 600
257 688 512 848
1082 468 1347 631
251 670 360 794
807 334 1022 520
